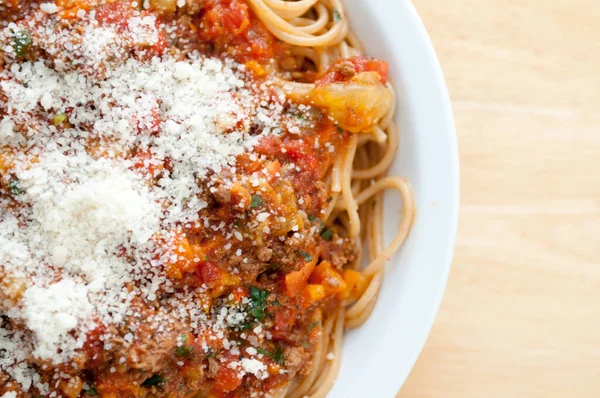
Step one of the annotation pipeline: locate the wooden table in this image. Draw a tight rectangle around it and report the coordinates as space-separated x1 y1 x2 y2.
397 0 600 397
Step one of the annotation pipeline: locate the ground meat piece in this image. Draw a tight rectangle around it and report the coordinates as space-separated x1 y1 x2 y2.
284 346 309 379
184 0 204 14
319 234 357 269
256 246 273 262
212 182 231 203
238 256 263 278
126 329 181 371
207 357 219 378
334 61 356 80
100 300 186 373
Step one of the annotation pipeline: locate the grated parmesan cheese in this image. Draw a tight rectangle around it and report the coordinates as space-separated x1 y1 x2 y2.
0 6 309 393
21 280 95 364
40 3 59 13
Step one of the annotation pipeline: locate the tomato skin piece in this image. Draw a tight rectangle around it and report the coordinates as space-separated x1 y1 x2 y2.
213 365 243 392
271 306 298 339
198 262 222 286
351 56 389 83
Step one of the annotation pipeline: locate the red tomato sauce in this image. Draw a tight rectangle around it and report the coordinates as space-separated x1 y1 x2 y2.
0 1 366 397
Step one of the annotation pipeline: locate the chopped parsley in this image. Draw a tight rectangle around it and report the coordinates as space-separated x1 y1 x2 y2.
298 251 313 262
336 125 344 134
308 214 317 222
256 347 269 356
248 286 269 321
237 322 252 331
333 8 342 23
308 321 320 332
320 228 333 241
174 345 194 358
257 346 285 365
141 374 164 387
9 29 31 57
8 178 24 195
251 194 264 208
84 387 98 396
272 346 285 365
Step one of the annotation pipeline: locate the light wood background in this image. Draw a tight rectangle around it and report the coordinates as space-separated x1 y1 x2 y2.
397 0 600 397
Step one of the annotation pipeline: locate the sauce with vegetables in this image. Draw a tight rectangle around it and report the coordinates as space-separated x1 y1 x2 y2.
0 1 388 397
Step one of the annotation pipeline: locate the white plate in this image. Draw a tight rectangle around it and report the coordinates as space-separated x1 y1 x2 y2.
330 1 459 397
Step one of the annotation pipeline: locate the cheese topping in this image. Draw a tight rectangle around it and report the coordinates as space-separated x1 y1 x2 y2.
0 8 302 392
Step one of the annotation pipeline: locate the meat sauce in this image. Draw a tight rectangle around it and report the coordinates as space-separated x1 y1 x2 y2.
0 1 370 397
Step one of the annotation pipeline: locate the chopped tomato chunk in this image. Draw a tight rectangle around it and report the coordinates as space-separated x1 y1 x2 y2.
199 0 275 61
316 56 389 85
213 365 243 392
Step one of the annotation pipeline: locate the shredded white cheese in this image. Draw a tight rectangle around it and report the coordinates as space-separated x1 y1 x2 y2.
40 3 59 13
0 6 305 392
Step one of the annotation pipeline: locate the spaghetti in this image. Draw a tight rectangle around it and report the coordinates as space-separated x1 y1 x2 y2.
251 1 415 396
0 1 414 397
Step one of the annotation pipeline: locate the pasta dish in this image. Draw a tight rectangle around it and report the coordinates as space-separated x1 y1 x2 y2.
0 0 414 397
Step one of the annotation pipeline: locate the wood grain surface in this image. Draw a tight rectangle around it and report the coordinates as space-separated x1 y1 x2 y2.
397 0 600 397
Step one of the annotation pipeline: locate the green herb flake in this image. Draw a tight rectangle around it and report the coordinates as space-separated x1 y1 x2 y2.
257 347 285 365
10 29 31 57
178 333 189 344
307 214 316 222
256 348 269 356
175 345 195 358
336 125 344 134
141 374 164 387
8 178 24 195
52 113 67 126
273 347 285 365
320 228 333 241
251 194 264 208
238 322 252 330
301 342 310 349
248 286 270 321
298 251 313 262
307 321 320 332
333 8 342 23
85 387 99 396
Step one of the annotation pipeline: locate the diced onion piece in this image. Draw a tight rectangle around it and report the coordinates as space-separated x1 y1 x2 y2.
310 72 392 133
